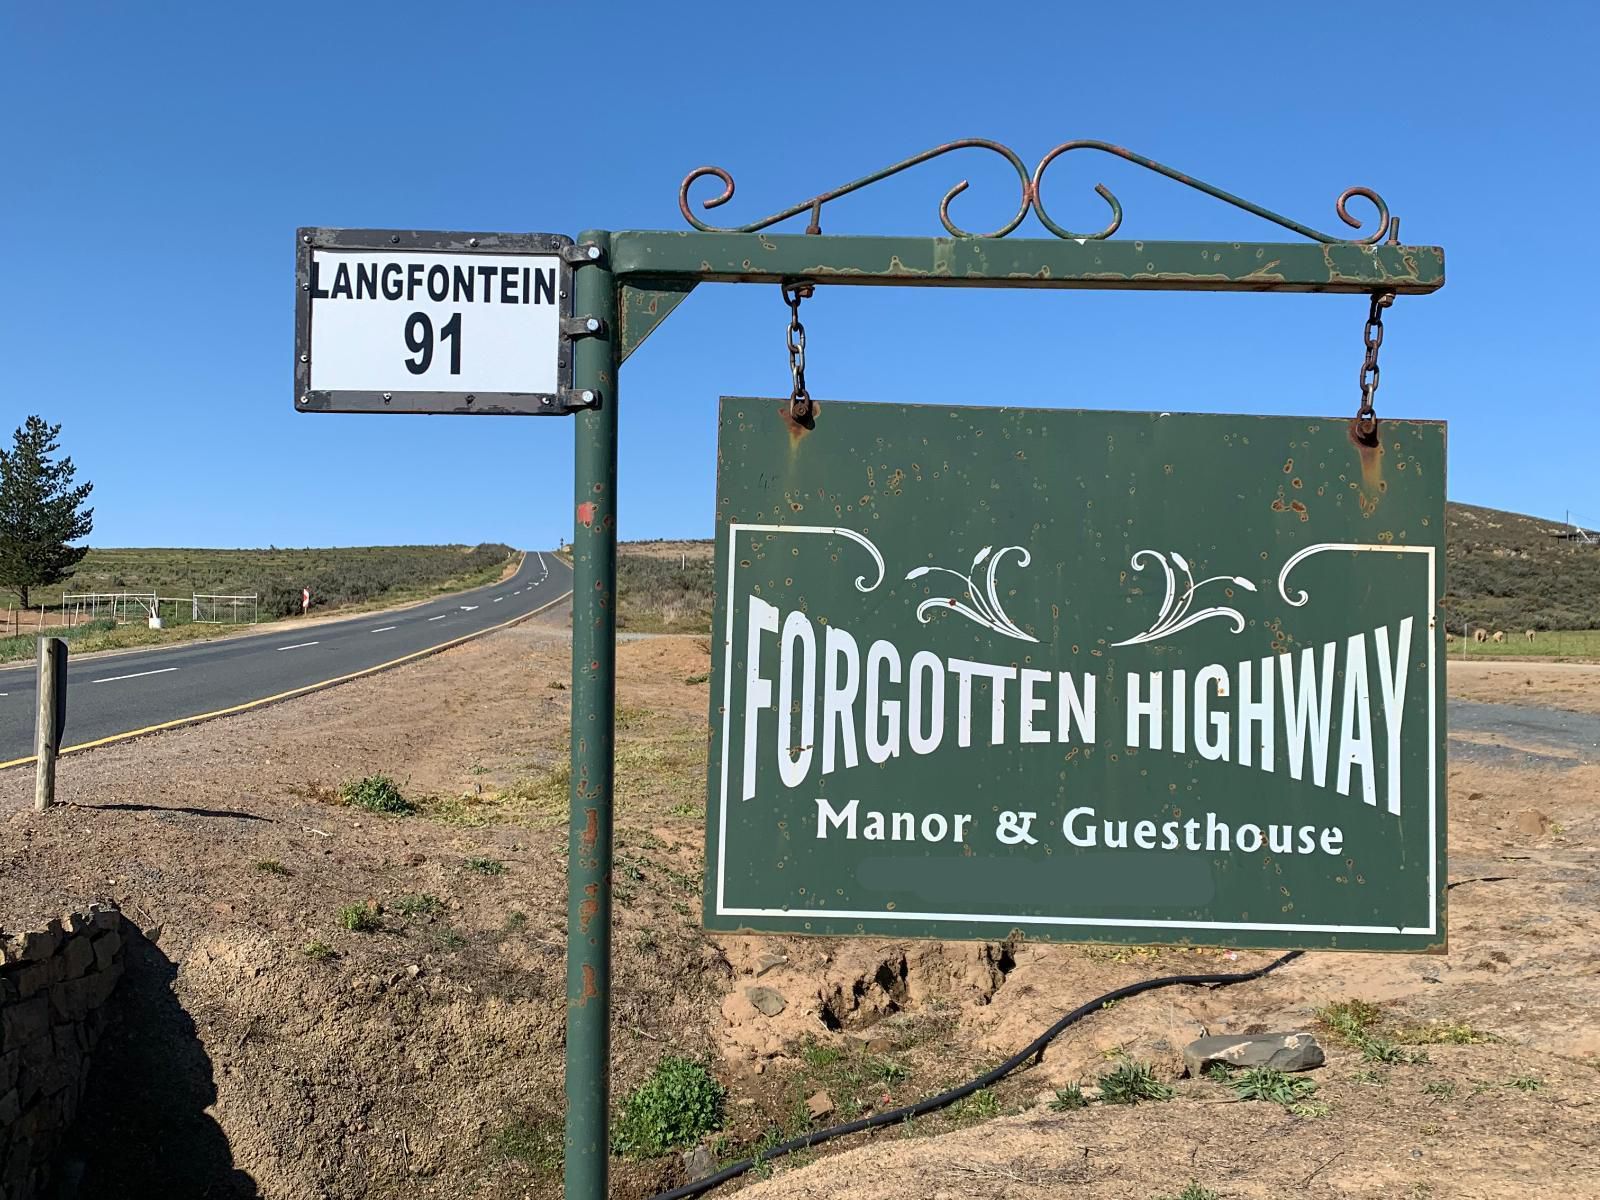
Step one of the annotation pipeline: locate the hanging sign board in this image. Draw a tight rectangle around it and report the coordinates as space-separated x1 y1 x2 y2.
294 228 577 415
705 398 1446 951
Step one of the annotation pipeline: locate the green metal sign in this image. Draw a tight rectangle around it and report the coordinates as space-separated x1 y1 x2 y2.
706 398 1445 951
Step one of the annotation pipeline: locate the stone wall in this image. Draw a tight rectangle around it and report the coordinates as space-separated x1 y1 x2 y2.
0 905 124 1200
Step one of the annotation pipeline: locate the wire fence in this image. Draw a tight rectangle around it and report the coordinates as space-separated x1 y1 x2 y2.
2 591 261 638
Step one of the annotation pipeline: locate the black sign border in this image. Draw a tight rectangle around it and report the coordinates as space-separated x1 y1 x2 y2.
294 228 576 415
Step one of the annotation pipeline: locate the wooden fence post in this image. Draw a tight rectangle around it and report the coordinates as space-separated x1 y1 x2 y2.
35 637 66 810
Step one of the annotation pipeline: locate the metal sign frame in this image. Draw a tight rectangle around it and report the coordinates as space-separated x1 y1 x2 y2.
294 227 579 415
295 138 1448 1200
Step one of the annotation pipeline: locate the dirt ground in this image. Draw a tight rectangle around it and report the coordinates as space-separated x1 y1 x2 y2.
2 622 1597 1199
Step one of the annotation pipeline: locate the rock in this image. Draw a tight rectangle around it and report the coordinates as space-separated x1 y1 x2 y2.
848 1031 893 1055
681 1143 718 1182
746 986 787 1017
1183 1031 1324 1076
754 953 788 978
805 1089 834 1120
1515 809 1551 836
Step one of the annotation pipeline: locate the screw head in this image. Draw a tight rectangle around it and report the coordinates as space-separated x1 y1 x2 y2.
390 234 401 244
586 245 600 259
382 392 392 402
582 389 596 404
299 394 310 405
585 318 600 332
465 394 476 403
301 283 310 291
467 237 479 248
301 234 311 244
299 353 308 363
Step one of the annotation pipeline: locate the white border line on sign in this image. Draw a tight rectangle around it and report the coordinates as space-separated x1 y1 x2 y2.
714 524 1439 936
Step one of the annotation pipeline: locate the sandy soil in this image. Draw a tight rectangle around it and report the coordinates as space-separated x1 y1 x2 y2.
1 640 1596 1199
1450 658 1600 716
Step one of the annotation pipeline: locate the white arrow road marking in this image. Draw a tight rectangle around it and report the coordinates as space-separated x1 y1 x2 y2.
277 641 319 651
460 605 478 612
427 614 446 622
370 626 396 633
92 667 178 685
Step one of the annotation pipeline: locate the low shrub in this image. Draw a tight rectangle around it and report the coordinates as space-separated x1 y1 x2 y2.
612 1057 726 1157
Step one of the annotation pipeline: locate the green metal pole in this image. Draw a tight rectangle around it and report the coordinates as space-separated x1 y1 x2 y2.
565 229 617 1200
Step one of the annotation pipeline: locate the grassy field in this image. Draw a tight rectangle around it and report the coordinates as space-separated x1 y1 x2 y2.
1452 628 1600 658
616 541 715 634
1 543 516 662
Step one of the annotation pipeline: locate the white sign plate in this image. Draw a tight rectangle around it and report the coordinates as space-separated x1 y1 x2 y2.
294 229 575 415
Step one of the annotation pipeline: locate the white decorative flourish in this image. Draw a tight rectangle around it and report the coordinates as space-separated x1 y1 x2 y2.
1277 543 1331 607
1111 550 1258 647
905 545 1039 643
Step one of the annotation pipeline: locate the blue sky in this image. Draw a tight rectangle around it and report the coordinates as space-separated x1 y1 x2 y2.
2 2 1595 550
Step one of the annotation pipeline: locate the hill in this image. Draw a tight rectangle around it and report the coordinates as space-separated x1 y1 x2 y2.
1447 503 1598 631
617 504 1599 635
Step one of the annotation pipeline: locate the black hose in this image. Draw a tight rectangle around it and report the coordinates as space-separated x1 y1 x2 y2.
650 948 1303 1200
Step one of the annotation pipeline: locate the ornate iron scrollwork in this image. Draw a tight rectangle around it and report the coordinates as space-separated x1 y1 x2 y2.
679 139 1398 245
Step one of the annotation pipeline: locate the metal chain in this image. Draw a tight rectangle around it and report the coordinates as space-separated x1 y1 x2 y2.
1355 291 1395 439
783 282 815 426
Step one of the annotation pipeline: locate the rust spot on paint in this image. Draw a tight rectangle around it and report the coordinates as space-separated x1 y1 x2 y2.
781 400 820 441
577 502 596 527
1290 500 1308 522
579 963 599 1005
579 897 599 933
580 807 598 850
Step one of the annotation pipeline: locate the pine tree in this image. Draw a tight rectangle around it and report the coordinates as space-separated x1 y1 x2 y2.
0 416 95 608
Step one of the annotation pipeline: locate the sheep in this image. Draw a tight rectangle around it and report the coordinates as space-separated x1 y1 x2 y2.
1526 629 1536 643
1492 630 1506 644
1474 629 1489 643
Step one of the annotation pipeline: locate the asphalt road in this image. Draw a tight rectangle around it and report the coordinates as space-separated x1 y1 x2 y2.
0 551 571 766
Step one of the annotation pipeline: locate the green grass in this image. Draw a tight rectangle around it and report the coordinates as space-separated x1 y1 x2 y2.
1155 1185 1220 1200
465 856 506 876
1393 1022 1497 1045
1360 1038 1430 1066
340 775 414 815
1096 1060 1174 1105
1505 1074 1543 1092
1227 1067 1323 1114
303 939 335 961
1317 998 1385 1041
611 1057 727 1157
253 859 291 876
493 1116 563 1174
394 893 443 918
338 903 381 932
1049 1084 1088 1111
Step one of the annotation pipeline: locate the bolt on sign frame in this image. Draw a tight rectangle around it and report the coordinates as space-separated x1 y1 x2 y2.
296 139 1444 1200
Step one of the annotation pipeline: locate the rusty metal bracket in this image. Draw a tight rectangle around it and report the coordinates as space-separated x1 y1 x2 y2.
563 242 606 267
681 139 1402 244
562 316 607 339
554 386 602 413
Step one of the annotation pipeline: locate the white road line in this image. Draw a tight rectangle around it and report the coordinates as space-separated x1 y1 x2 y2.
494 597 504 603
427 614 446 622
460 605 478 612
370 626 397 633
277 641 319 651
92 667 178 685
